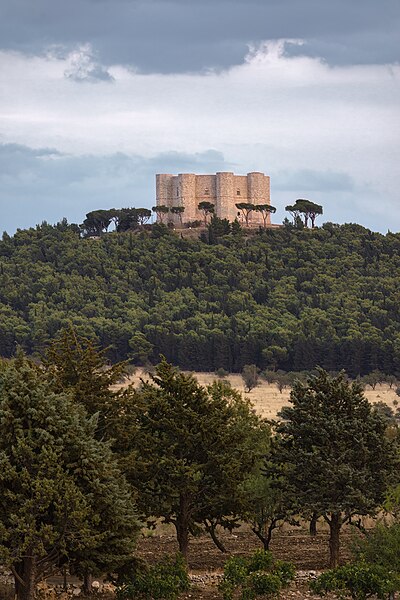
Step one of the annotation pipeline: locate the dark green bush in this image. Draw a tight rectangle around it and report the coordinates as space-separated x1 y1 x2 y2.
215 367 229 378
116 553 189 600
219 549 295 600
245 572 282 598
352 522 400 574
310 562 399 600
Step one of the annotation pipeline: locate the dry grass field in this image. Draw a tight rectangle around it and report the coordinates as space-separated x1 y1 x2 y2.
118 369 399 419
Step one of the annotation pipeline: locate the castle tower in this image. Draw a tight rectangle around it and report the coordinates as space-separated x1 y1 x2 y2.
216 172 235 221
178 173 197 222
155 174 174 209
247 172 271 225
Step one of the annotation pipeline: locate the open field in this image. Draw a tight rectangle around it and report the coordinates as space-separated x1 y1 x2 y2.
118 369 399 420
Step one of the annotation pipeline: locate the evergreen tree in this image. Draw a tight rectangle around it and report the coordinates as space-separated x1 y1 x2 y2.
44 325 127 435
269 369 396 567
121 360 269 559
0 355 138 600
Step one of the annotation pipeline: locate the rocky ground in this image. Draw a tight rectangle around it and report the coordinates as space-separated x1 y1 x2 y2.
1 525 355 599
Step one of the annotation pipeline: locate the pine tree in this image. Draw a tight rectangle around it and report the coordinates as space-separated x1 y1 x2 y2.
121 359 269 559
269 369 397 567
44 325 127 435
0 355 138 600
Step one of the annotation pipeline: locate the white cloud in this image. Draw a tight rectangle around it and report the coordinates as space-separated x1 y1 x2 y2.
63 43 115 82
0 40 399 231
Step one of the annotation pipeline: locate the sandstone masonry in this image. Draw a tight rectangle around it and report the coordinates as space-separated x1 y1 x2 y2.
155 172 271 226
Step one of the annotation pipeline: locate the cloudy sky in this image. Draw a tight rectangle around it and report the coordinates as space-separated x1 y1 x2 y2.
1 0 399 234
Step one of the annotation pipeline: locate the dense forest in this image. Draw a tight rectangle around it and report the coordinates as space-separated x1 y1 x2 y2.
0 219 399 376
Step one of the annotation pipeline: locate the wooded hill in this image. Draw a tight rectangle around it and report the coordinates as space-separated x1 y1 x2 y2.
1 219 399 376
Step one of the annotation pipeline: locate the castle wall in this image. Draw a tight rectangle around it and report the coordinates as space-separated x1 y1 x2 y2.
155 171 271 226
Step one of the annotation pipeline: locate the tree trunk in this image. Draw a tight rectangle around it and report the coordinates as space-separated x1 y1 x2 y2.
309 512 318 536
175 495 190 561
328 512 342 568
251 520 276 551
205 521 228 553
14 557 37 600
83 571 93 595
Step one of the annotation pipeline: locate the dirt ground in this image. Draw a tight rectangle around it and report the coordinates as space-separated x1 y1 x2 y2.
117 369 399 420
136 524 355 599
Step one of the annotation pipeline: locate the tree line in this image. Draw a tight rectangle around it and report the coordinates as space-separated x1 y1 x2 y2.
0 328 399 600
79 198 322 235
0 219 399 377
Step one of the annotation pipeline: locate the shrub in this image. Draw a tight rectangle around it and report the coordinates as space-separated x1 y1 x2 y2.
309 562 399 600
116 553 189 600
272 560 296 586
219 550 295 600
242 365 259 393
245 572 282 597
215 367 229 378
352 522 400 574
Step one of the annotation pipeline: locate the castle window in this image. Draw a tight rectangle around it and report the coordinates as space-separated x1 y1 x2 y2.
177 189 179 197
237 190 241 196
204 189 210 195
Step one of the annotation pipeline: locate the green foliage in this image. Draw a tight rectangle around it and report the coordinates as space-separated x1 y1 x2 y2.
207 215 232 243
152 205 170 225
352 523 400 575
215 367 229 378
44 325 127 435
242 364 259 392
170 206 185 227
270 369 397 567
240 469 297 550
219 550 295 600
0 354 138 600
121 359 269 558
285 199 323 228
254 204 277 229
198 201 215 225
385 484 400 515
116 554 189 600
1 222 400 377
235 203 255 226
309 563 399 600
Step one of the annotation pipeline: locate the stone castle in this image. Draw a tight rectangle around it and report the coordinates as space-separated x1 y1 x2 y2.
155 172 271 226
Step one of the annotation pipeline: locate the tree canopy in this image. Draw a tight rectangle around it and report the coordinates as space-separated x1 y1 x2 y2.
269 369 397 567
119 359 269 559
1 221 400 377
0 354 138 600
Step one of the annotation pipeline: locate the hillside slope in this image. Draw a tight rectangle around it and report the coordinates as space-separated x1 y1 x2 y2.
1 221 399 376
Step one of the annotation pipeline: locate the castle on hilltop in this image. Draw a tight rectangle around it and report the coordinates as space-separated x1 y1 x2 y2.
155 172 271 226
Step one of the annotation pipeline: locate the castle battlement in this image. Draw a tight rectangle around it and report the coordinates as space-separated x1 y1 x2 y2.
156 172 271 226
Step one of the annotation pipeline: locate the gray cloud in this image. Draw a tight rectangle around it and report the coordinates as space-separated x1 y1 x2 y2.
0 144 229 233
0 143 395 235
273 169 355 192
1 0 399 73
